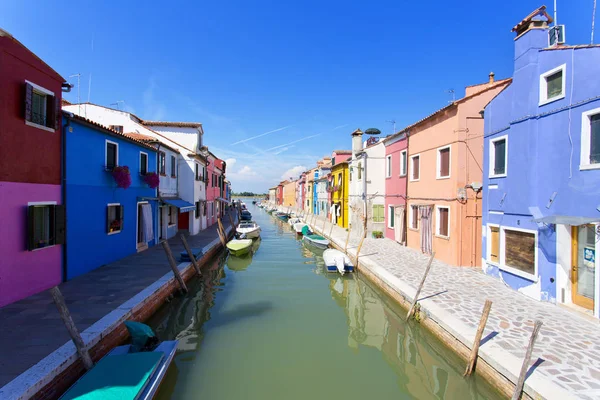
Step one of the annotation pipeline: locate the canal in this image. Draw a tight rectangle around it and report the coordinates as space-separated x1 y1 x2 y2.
149 200 503 400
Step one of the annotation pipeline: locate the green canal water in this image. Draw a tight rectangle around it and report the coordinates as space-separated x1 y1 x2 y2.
149 200 503 400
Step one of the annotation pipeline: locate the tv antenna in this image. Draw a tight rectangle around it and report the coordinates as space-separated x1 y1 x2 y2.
447 89 455 103
386 119 396 134
592 0 597 44
110 100 124 110
68 73 81 114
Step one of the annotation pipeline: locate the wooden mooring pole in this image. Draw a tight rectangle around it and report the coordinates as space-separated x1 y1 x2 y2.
406 252 435 320
354 229 368 266
464 299 493 376
180 234 201 276
329 218 335 238
218 218 227 238
161 241 188 293
511 321 543 400
50 286 94 370
344 227 351 252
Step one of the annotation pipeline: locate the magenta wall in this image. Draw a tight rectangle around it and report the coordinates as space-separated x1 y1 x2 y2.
0 181 62 307
384 137 408 241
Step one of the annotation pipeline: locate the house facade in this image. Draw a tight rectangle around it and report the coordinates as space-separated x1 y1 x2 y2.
0 29 68 306
268 187 277 205
283 179 296 208
64 114 158 279
315 159 331 216
404 75 510 267
482 7 600 318
383 132 408 243
330 158 350 228
304 168 316 214
276 182 284 205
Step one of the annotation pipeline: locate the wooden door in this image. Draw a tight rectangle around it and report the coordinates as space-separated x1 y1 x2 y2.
571 225 595 310
178 210 189 230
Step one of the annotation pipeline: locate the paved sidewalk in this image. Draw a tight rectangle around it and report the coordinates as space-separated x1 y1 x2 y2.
0 211 236 389
301 210 600 400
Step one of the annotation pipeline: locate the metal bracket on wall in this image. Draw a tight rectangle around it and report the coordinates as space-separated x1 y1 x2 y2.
500 193 507 206
546 192 557 209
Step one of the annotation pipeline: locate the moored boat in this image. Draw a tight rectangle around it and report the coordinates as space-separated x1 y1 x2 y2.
240 210 252 221
323 249 354 274
294 222 308 235
288 217 302 226
275 212 290 222
237 221 261 238
301 225 330 249
226 238 253 256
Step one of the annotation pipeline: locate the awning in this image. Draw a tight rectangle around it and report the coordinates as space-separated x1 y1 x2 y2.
162 198 195 213
532 215 600 226
216 197 231 205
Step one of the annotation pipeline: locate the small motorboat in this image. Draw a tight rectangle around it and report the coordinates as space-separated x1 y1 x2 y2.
226 238 253 256
60 321 177 400
323 249 354 275
288 217 303 226
294 222 308 235
301 226 330 249
275 212 290 222
252 200 257 205
240 210 252 221
237 221 261 238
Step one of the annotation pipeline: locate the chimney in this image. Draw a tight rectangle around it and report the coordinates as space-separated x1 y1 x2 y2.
512 6 552 61
488 72 495 84
351 129 363 156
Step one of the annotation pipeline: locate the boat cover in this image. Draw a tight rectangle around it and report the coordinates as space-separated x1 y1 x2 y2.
302 225 312 236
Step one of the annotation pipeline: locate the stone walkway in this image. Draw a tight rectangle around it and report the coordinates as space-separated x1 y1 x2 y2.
0 210 236 390
299 209 600 400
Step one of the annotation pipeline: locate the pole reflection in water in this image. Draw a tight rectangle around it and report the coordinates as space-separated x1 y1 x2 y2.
147 199 501 400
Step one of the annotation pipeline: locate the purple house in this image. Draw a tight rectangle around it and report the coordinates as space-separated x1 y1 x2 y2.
482 7 600 318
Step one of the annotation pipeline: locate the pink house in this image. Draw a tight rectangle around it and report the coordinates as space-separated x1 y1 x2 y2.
205 152 224 227
383 133 408 243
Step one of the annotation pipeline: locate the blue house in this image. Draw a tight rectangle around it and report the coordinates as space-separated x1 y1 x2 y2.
64 113 158 279
482 6 600 318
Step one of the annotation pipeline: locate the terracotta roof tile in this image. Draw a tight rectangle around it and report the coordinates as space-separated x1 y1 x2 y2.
512 6 553 33
333 150 352 154
124 132 156 142
142 120 202 128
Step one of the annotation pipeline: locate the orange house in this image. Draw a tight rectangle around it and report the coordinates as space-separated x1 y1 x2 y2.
404 74 511 267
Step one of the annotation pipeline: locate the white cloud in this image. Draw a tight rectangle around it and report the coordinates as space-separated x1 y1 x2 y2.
238 165 256 176
225 158 237 170
281 165 306 181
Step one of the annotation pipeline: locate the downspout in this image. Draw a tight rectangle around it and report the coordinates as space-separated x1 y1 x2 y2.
404 130 410 245
153 141 163 241
61 112 72 282
362 152 368 234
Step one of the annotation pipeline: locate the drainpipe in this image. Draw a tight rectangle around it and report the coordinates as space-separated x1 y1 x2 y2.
61 112 72 282
152 141 163 241
404 130 410 245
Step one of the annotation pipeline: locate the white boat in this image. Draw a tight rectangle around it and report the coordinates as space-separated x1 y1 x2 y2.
302 233 330 249
323 249 354 275
288 217 303 226
294 222 308 234
237 221 261 238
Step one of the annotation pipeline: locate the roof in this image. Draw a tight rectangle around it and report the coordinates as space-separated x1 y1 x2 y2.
332 150 352 155
124 132 180 153
64 113 157 151
141 120 202 129
512 6 553 33
541 44 600 51
395 78 512 135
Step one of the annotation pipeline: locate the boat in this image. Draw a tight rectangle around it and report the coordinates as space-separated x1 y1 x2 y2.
323 249 354 274
60 321 177 400
252 200 257 205
226 253 252 271
237 221 261 238
288 216 303 226
240 210 252 221
294 222 308 235
275 212 290 222
301 226 330 249
226 238 253 256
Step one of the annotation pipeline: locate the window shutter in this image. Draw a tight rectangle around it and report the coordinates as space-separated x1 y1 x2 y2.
26 205 35 250
54 205 66 245
120 206 124 231
106 206 111 233
24 83 33 122
44 95 56 129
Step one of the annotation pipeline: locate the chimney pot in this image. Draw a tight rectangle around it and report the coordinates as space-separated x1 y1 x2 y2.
489 72 495 83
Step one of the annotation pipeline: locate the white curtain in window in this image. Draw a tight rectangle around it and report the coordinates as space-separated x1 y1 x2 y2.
419 205 433 254
141 204 154 243
394 206 405 244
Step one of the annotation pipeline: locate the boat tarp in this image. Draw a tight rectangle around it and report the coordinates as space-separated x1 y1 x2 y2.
532 215 600 226
302 225 312 236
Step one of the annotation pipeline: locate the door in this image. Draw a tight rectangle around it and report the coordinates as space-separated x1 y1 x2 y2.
178 210 189 230
571 225 596 310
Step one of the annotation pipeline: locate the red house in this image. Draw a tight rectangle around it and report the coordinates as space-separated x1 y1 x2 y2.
276 182 284 205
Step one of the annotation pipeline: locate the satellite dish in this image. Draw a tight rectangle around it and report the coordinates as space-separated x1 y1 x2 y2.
365 128 381 135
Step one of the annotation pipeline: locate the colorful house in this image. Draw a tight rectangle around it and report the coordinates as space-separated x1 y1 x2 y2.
404 75 510 267
383 132 408 243
283 179 296 208
296 173 306 210
330 151 352 228
315 158 332 216
276 182 284 205
64 114 158 279
0 29 69 306
482 7 600 317
268 186 277 205
205 152 226 228
304 168 316 214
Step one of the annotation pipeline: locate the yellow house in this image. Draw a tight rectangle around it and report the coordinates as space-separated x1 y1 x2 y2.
283 180 296 208
305 168 316 214
331 159 350 228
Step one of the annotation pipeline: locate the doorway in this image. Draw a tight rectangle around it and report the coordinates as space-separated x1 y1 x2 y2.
178 211 190 231
571 225 596 310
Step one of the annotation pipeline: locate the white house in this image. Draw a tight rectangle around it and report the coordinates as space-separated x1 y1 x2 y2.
315 158 331 217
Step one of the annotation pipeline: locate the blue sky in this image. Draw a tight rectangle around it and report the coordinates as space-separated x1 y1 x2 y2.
1 1 597 193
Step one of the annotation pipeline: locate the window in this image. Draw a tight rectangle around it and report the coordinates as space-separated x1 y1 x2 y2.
338 175 342 186
410 205 419 230
105 141 118 170
489 136 508 177
400 150 407 176
171 156 176 177
139 152 148 175
332 157 336 166
436 206 449 238
580 107 600 169
169 206 177 225
109 125 124 133
410 155 420 181
159 152 166 175
386 155 392 178
203 201 207 216
488 225 500 263
106 204 123 234
24 81 56 131
437 146 450 179
502 228 536 277
195 163 200 181
372 204 384 223
195 201 201 219
358 162 362 180
539 64 566 105
27 203 65 250
388 205 395 228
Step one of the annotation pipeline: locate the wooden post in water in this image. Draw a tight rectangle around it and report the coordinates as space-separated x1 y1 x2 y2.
218 218 227 238
354 230 367 266
216 221 227 246
180 234 201 276
464 299 493 376
406 252 435 320
511 321 543 400
161 241 188 293
50 286 94 370
344 227 351 252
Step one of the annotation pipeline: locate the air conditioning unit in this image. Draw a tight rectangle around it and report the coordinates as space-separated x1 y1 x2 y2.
549 25 565 47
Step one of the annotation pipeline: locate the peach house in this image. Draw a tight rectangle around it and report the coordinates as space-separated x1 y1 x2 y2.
383 132 408 243
404 74 511 267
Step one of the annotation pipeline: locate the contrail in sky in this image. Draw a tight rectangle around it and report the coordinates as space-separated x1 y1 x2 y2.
231 126 291 145
332 124 349 131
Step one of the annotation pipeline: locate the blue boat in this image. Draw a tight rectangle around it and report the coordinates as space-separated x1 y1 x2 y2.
275 212 290 222
240 210 252 221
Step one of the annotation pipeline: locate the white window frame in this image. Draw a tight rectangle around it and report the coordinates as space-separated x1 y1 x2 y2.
436 145 451 180
357 162 362 181
385 155 392 178
486 223 500 266
499 226 538 281
24 80 55 133
409 204 419 230
399 150 407 177
105 140 119 169
539 63 566 106
580 106 600 170
409 154 420 182
139 151 148 175
388 205 395 229
435 205 450 239
107 203 122 236
489 135 508 178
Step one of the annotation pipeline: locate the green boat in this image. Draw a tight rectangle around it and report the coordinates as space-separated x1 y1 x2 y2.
226 238 253 256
